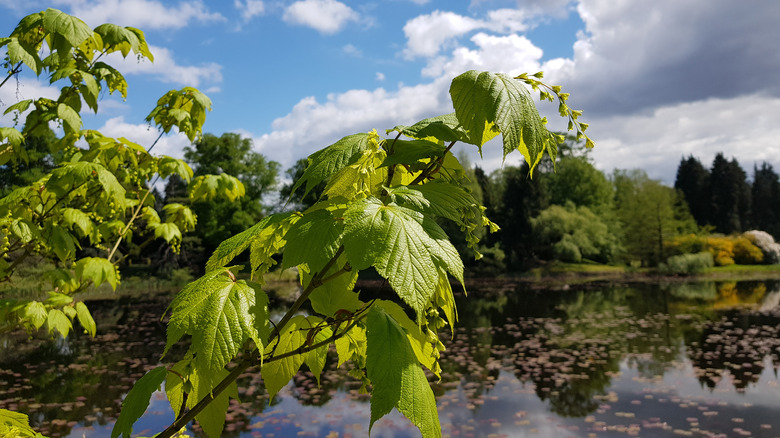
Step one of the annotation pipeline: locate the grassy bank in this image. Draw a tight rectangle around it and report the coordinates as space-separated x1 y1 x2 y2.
512 261 780 286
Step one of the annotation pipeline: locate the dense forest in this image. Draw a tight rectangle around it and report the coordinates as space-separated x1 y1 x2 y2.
4 130 780 279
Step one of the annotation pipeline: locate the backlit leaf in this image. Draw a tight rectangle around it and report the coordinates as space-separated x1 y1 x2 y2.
281 208 343 273
291 132 376 198
379 139 445 167
46 308 71 338
165 269 264 372
343 197 439 319
75 301 96 336
153 223 181 244
262 315 308 398
188 367 238 438
376 300 439 377
366 307 440 437
42 8 91 47
74 257 118 290
335 324 366 368
303 316 332 385
23 301 47 330
389 113 468 144
306 259 361 318
450 70 553 173
111 366 167 438
206 212 295 272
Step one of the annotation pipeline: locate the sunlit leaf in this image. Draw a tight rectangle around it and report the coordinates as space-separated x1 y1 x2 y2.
262 315 309 399
75 301 96 336
165 269 265 372
450 70 553 173
366 306 440 438
74 257 118 290
42 8 91 47
281 208 343 273
188 366 238 438
343 197 440 320
111 366 167 438
291 132 377 199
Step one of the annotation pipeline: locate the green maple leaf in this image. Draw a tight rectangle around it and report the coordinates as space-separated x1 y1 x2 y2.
366 307 440 438
206 212 295 272
164 269 269 372
42 8 92 47
188 367 238 438
389 113 468 144
291 132 376 199
306 259 361 318
450 70 555 172
343 197 462 319
379 139 445 167
281 208 343 273
94 23 141 57
262 315 308 399
0 408 39 437
74 257 118 290
111 366 167 438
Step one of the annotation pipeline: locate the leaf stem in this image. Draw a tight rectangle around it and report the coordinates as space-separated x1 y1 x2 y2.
0 61 23 89
410 141 456 185
107 189 151 263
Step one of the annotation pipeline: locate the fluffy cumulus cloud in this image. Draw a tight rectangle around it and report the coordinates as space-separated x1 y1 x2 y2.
105 45 222 87
282 0 359 34
243 0 780 186
421 32 543 79
97 116 191 158
403 11 485 58
251 78 453 167
586 95 780 184
53 0 225 29
234 0 265 21
551 0 780 116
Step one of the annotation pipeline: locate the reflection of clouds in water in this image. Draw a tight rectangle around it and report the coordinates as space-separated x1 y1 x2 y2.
271 386 415 437
759 291 780 312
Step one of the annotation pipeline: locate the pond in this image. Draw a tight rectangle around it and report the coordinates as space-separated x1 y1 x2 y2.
2 279 780 437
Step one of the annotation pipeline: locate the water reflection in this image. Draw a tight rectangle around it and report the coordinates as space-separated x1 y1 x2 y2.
1 280 780 437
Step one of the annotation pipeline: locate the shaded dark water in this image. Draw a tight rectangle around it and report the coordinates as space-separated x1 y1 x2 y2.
3 280 780 437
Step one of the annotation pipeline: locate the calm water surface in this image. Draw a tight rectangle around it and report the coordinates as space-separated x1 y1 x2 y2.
2 280 780 437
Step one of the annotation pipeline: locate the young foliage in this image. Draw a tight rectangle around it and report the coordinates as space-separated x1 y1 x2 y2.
0 9 238 340
133 67 590 438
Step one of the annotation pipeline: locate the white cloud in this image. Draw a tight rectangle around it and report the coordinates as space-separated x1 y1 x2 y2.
54 0 225 29
251 77 453 169
548 0 780 116
236 0 780 193
282 0 359 34
342 44 362 57
97 116 191 158
376 72 385 82
0 77 60 126
402 9 539 59
585 95 780 185
234 0 265 21
403 11 484 59
106 45 222 87
486 8 530 33
422 32 543 78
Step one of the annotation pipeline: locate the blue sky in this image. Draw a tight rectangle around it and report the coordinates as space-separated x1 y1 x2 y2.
2 0 779 186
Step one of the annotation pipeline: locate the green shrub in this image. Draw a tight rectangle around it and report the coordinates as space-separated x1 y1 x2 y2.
554 237 583 263
660 252 714 275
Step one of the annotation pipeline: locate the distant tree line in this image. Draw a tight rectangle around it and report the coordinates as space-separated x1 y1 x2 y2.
675 153 780 238
5 131 778 279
